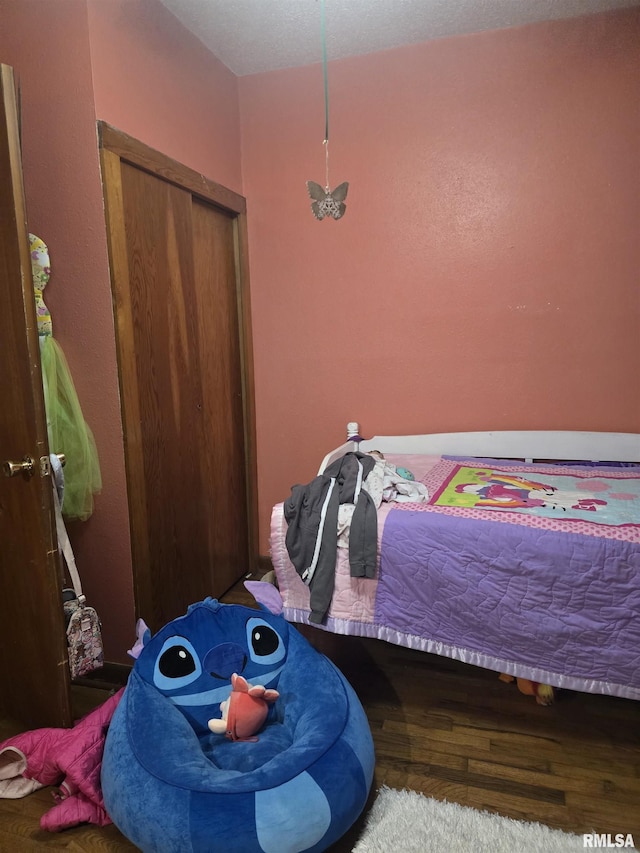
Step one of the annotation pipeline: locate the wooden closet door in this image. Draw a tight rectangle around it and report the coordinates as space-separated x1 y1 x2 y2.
100 124 257 633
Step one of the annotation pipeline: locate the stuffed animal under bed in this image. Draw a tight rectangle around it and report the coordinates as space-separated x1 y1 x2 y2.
101 582 375 853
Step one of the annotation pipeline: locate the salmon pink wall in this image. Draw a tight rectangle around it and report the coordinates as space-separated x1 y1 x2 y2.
1 0 243 662
239 8 640 553
86 0 242 193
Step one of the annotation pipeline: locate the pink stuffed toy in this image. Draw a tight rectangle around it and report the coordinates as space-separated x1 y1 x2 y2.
208 673 279 742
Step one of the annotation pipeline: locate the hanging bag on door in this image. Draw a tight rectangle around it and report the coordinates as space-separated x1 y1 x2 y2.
51 455 104 679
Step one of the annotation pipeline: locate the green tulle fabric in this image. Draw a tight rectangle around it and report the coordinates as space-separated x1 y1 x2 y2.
40 336 102 521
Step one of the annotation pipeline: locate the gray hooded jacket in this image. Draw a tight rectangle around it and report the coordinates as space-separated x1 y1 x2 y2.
284 452 377 623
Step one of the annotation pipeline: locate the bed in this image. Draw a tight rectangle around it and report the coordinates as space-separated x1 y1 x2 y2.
270 427 640 701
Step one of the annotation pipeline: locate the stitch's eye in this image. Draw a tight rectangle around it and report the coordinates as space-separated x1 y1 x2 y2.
246 618 286 666
160 645 196 678
153 636 202 690
251 626 278 656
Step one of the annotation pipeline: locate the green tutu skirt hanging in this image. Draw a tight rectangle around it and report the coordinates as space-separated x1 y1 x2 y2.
31 232 101 521
40 335 102 521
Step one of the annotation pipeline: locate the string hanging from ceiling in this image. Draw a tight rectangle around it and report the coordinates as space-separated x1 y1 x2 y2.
306 0 349 220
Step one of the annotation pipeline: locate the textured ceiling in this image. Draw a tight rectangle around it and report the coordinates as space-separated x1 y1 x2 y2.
158 0 640 75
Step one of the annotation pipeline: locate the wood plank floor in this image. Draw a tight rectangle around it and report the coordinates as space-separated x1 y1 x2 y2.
1 575 638 850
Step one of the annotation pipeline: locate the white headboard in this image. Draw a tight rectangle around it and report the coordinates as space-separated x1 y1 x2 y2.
318 425 640 473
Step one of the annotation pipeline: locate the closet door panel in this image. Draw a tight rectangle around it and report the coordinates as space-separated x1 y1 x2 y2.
121 164 207 626
192 199 248 597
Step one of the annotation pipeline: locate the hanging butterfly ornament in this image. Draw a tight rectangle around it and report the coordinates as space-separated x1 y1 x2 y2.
306 180 349 220
306 167 349 222
306 0 349 221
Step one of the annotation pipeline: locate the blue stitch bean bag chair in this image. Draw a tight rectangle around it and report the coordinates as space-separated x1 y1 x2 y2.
101 583 375 853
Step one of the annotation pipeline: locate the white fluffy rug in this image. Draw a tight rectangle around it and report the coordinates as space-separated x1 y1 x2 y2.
352 786 587 852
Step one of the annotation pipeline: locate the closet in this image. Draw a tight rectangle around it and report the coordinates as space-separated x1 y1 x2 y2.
99 124 257 634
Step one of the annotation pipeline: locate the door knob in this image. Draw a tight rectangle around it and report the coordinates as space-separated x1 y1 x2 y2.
3 456 35 478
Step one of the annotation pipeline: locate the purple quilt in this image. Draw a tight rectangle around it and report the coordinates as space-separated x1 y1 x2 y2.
271 457 640 700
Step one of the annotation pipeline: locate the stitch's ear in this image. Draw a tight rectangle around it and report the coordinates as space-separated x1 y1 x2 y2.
244 581 283 616
127 618 151 659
